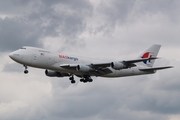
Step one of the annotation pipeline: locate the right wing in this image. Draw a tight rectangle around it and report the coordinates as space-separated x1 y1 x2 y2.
59 57 158 76
60 64 113 76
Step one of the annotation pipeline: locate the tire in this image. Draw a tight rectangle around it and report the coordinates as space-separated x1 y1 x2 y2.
89 79 93 82
71 80 76 84
80 79 84 82
24 70 28 74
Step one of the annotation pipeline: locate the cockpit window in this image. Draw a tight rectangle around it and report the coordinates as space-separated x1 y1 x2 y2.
21 47 26 49
39 50 50 53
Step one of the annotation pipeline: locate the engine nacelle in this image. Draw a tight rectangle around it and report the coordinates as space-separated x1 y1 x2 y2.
76 65 92 72
45 69 63 77
111 62 126 70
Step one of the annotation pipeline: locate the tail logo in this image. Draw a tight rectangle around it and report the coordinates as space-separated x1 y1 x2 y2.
141 52 153 64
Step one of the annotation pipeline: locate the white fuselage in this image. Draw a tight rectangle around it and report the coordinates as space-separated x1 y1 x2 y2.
9 46 154 78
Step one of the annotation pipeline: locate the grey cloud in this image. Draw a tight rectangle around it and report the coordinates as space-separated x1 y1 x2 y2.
0 0 180 120
31 0 92 38
93 0 180 37
44 71 175 120
3 63 23 72
0 0 92 52
1 63 177 120
0 17 43 51
44 76 173 120
137 0 180 21
0 0 50 15
100 0 135 23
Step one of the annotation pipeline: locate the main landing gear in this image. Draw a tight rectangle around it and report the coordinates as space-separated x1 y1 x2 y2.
69 75 93 84
23 65 28 74
69 75 76 84
80 76 93 83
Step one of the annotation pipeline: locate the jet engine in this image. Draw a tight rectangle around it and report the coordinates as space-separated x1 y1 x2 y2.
76 65 92 72
45 69 63 77
111 62 126 70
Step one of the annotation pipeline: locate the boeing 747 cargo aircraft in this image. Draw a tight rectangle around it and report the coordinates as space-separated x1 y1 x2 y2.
9 44 172 84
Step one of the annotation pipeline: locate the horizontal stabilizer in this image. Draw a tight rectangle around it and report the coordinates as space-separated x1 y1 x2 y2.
123 57 158 67
140 66 173 72
124 57 158 63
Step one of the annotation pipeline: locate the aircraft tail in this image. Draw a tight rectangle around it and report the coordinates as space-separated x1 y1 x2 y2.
137 44 161 67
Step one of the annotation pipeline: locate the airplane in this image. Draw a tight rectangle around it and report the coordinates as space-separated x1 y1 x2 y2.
9 44 173 84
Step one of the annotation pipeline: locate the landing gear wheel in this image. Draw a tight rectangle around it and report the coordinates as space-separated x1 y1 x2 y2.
80 79 84 82
23 65 28 74
83 80 87 83
88 79 93 82
83 76 93 83
71 80 76 84
24 70 28 74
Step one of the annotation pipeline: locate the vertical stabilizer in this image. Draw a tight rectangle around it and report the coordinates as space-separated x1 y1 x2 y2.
137 44 161 67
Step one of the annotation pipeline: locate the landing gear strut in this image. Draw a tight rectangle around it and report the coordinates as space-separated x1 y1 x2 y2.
23 65 28 74
69 75 76 84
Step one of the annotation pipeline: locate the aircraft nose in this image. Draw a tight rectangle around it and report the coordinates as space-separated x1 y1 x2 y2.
9 52 14 59
9 51 20 61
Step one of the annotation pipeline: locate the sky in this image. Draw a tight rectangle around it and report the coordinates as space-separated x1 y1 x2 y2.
0 0 180 120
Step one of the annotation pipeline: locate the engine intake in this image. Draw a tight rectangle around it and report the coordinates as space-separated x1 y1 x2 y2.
45 69 63 77
111 62 126 70
76 65 92 72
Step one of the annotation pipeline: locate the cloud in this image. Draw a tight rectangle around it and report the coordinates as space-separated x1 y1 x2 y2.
0 0 180 120
0 0 92 52
0 17 43 51
3 63 24 72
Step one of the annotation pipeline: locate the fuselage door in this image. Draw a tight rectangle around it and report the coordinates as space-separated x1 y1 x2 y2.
32 54 37 62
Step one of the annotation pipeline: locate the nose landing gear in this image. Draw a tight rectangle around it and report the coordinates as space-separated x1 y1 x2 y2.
23 65 28 74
